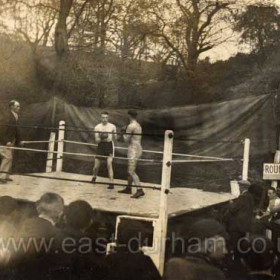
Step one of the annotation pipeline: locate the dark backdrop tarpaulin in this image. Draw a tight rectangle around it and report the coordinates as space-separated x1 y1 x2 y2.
60 94 275 158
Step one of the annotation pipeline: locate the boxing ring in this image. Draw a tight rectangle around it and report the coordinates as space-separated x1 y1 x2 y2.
0 120 250 274
0 120 249 217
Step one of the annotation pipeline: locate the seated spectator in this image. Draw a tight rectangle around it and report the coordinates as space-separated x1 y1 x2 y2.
64 200 93 238
18 192 64 242
258 187 280 222
13 203 38 228
267 188 280 214
0 196 18 266
102 220 161 280
63 200 103 280
0 196 18 236
163 257 226 280
0 196 18 222
251 186 280 239
239 235 277 280
14 193 65 279
164 219 228 280
86 210 115 256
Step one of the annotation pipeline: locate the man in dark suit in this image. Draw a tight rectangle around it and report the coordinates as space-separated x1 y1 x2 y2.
225 183 264 250
0 100 22 184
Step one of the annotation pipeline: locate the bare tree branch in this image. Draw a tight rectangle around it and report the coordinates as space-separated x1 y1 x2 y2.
68 0 90 38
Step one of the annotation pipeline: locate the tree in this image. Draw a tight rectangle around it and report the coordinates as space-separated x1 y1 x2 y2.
0 0 58 53
107 0 154 62
55 0 74 56
67 0 115 54
148 0 234 76
234 4 280 59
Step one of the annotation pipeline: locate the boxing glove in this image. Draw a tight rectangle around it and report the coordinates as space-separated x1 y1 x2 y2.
100 132 109 141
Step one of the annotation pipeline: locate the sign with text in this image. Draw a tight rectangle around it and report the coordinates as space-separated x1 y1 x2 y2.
263 163 280 180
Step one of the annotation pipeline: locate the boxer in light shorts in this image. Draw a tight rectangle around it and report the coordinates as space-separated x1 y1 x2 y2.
118 110 144 199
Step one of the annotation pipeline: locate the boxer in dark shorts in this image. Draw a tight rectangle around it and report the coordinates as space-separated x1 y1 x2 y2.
92 112 116 189
96 140 114 157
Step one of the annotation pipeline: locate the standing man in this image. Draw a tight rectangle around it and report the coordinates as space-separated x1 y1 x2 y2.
92 111 116 189
0 100 22 184
118 109 144 199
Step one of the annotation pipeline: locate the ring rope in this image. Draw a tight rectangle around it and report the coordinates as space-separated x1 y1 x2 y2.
1 144 238 163
176 138 243 144
0 145 237 163
61 155 161 165
63 140 235 161
22 140 59 144
63 140 97 147
0 145 162 163
2 137 239 162
0 171 161 191
171 159 238 163
64 140 161 154
172 153 236 161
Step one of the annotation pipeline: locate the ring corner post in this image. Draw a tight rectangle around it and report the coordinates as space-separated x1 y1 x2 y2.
157 130 174 276
271 150 280 189
46 132 56 173
242 138 250 181
56 120 65 172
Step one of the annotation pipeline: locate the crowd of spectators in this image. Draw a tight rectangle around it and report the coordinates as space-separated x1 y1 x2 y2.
0 180 280 280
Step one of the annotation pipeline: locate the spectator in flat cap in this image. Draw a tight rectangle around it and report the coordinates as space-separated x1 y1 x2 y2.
238 180 251 194
164 219 228 280
186 219 228 264
239 235 277 280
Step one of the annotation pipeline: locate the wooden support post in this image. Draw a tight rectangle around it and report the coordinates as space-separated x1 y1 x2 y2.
46 132 56 173
271 151 280 190
242 138 250 181
56 120 65 172
157 130 174 276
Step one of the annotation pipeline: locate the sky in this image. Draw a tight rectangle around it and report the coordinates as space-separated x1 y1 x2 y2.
200 32 249 62
201 0 280 61
2 0 280 62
